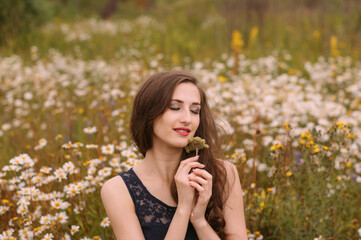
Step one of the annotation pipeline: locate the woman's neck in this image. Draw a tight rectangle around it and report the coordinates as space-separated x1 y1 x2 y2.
140 147 183 184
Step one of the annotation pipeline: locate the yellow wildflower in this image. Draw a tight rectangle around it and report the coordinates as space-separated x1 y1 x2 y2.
313 30 320 40
231 30 244 53
301 131 312 140
271 143 283 151
218 76 227 83
346 133 356 138
313 145 320 153
283 122 290 131
336 121 344 130
172 54 180 64
330 36 340 57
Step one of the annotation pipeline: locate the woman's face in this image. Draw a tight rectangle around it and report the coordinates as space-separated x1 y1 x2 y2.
152 82 201 151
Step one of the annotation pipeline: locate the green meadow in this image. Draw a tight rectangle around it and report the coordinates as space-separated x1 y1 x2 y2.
0 0 361 239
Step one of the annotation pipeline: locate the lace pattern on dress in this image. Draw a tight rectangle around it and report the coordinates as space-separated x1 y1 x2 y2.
120 168 197 240
120 168 176 225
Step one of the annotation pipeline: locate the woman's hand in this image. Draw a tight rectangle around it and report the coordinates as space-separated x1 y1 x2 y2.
188 168 213 226
174 156 205 213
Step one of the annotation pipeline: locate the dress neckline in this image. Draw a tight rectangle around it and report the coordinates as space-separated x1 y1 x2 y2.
129 168 177 209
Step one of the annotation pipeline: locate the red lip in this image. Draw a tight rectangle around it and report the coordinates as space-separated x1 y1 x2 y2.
174 127 191 136
174 127 191 132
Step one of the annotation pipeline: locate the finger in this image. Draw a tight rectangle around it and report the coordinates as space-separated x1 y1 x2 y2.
178 161 205 173
181 155 199 163
191 169 213 181
191 179 212 201
188 173 208 186
189 181 205 192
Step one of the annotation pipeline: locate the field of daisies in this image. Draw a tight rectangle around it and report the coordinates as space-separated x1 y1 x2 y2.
1 15 361 240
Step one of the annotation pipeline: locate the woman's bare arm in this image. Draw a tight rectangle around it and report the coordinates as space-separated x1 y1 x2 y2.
223 161 248 240
101 176 145 240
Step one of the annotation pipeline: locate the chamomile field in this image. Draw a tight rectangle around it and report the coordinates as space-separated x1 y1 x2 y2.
1 1 361 239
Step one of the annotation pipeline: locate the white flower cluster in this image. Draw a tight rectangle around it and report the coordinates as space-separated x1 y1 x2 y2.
0 141 140 238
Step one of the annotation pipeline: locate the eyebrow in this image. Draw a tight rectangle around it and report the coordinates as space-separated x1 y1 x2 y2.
171 99 201 106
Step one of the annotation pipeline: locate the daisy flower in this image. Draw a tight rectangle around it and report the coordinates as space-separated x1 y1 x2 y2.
84 126 97 134
39 214 53 225
0 206 9 215
61 233 71 240
0 228 14 239
101 144 114 155
18 227 34 239
72 142 84 148
54 168 67 181
40 167 52 174
87 166 97 175
50 199 70 210
34 138 48 150
86 144 98 149
115 141 127 151
41 233 54 240
56 212 69 224
62 161 75 174
98 167 112 178
70 225 80 235
100 217 110 227
64 184 79 197
313 236 324 240
62 141 73 149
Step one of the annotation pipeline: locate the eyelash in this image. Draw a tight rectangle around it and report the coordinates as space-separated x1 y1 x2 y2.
169 106 200 115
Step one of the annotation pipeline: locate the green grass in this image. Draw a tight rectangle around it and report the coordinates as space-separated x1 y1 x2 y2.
1 0 361 67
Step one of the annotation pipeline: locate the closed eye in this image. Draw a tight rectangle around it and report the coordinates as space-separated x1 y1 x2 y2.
169 105 180 111
191 109 200 114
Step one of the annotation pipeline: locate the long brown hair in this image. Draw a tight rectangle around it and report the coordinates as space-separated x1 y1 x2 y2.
130 71 228 238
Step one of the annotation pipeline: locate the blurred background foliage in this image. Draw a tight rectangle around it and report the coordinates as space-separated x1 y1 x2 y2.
1 1 361 239
1 0 361 66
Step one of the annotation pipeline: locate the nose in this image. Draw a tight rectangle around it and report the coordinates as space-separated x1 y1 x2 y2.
180 109 192 125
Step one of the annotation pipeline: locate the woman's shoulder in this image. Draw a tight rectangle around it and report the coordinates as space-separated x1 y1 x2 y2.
102 174 123 188
216 159 240 192
217 159 238 176
101 173 131 203
101 171 146 240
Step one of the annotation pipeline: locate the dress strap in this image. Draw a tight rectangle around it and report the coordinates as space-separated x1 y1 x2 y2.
119 168 138 205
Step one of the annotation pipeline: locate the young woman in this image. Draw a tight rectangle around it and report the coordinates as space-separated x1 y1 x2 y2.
101 71 248 240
